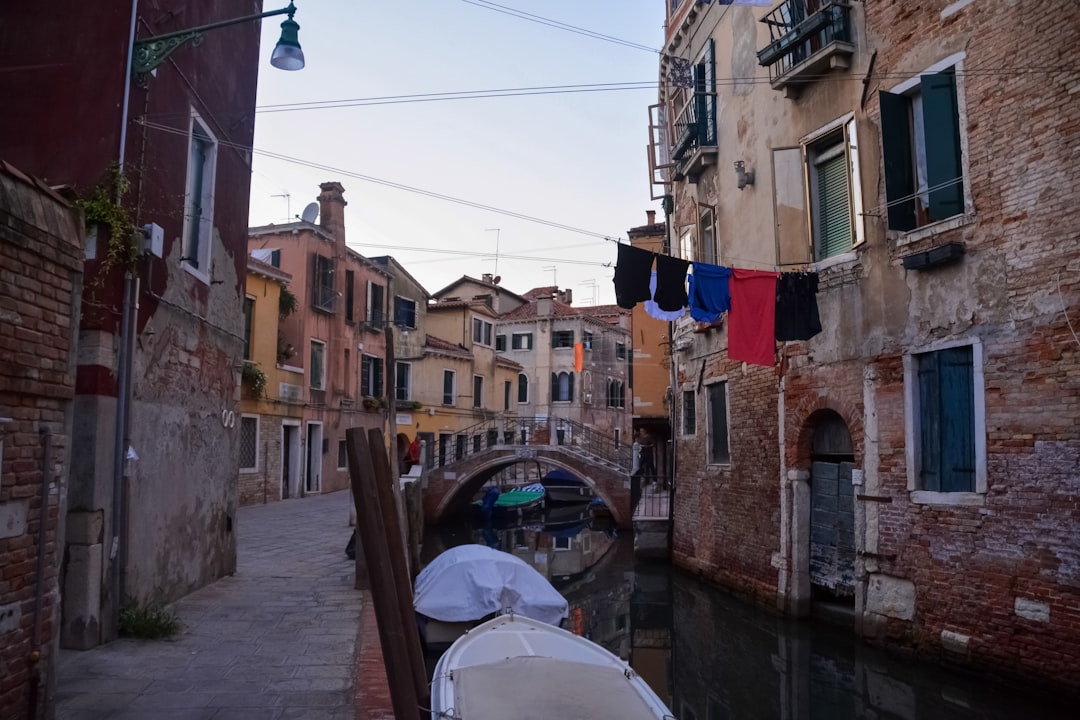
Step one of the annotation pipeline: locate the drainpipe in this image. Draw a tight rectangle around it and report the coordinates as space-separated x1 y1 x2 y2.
662 194 677 555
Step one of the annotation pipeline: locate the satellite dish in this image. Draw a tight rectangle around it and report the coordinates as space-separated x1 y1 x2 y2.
492 275 501 285
300 202 319 224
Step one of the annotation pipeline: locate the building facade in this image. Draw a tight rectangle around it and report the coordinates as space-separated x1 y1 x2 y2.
248 184 390 498
655 0 1080 691
0 0 265 646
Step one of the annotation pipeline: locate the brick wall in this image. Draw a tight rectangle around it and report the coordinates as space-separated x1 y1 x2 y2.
0 162 83 719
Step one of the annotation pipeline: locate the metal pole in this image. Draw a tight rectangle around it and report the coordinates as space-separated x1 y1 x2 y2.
27 428 52 720
110 274 137 635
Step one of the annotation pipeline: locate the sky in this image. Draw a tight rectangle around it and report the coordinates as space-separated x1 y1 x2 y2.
249 0 664 306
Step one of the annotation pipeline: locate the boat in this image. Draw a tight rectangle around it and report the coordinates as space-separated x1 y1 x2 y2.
540 468 593 504
431 613 677 720
413 544 567 651
472 483 545 524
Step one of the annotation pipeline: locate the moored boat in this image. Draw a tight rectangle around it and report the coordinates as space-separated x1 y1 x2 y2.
540 468 593 504
431 613 677 719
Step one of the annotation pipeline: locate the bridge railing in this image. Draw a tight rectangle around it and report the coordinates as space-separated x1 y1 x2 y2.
423 415 633 473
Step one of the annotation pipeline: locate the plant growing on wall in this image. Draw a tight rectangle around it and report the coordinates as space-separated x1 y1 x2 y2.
362 395 385 410
242 361 267 396
75 166 142 275
279 286 298 318
399 400 423 411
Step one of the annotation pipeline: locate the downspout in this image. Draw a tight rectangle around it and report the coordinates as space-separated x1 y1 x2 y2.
662 194 677 556
110 0 140 636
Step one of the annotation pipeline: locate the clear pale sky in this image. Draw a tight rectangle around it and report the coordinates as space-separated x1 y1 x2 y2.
249 0 663 306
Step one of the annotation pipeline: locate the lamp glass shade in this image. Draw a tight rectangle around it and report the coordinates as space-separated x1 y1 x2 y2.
270 17 304 70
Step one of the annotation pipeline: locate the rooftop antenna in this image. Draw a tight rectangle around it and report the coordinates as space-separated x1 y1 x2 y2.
578 279 597 306
485 228 501 275
300 202 319 224
543 265 557 287
272 192 291 223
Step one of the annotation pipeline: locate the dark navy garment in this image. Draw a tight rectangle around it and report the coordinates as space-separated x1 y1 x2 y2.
687 262 732 322
653 253 690 312
613 243 655 309
774 272 822 341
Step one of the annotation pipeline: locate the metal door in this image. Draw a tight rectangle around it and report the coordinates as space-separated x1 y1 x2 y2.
809 460 855 599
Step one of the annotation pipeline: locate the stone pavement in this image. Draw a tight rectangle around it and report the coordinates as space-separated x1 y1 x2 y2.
55 490 394 720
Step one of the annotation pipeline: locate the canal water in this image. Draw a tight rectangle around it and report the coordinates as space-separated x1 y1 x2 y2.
422 510 1076 720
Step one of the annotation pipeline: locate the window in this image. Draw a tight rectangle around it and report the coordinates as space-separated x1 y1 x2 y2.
908 344 982 494
495 334 507 351
880 60 967 232
312 255 335 311
682 390 696 436
807 127 857 259
614 428 621 448
552 330 574 348
473 375 484 408
443 370 456 405
511 333 533 350
344 270 355 323
517 374 529 403
504 380 512 410
679 226 694 263
396 362 411 401
552 371 574 402
360 354 383 397
309 340 326 390
582 331 594 351
367 282 385 325
615 342 627 361
707 381 729 464
182 113 217 276
337 440 347 470
343 349 351 398
394 295 417 328
242 296 254 360
699 208 717 265
605 380 625 409
472 317 493 346
239 415 258 471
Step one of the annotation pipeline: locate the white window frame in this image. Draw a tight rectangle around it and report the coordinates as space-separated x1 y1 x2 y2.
309 339 326 391
181 110 217 282
699 207 717 265
800 113 866 263
238 414 259 472
511 332 533 350
903 336 986 506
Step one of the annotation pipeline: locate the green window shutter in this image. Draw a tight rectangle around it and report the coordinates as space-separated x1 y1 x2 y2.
374 358 383 397
878 90 917 231
568 372 575 402
816 152 852 259
702 38 716 146
939 346 975 492
551 372 558 401
921 72 964 222
916 352 942 491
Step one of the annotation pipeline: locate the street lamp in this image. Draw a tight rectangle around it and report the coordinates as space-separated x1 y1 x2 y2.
131 1 304 81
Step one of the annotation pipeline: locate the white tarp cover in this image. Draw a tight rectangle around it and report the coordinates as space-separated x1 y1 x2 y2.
414 545 568 626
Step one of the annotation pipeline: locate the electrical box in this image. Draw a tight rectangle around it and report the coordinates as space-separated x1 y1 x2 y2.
143 223 164 258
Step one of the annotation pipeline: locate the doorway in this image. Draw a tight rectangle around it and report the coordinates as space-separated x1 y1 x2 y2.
808 412 855 606
281 422 300 499
305 422 323 494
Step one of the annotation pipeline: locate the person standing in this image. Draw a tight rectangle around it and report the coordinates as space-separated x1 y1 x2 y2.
637 428 656 486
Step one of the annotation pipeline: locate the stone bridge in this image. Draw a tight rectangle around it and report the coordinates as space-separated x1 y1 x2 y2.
421 443 633 529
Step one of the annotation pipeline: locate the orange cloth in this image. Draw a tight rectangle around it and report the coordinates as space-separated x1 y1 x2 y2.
573 342 584 372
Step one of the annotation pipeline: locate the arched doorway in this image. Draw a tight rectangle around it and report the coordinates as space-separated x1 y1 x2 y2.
809 411 855 607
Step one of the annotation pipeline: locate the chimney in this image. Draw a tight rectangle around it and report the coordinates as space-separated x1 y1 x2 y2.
318 182 347 243
536 297 552 317
558 288 573 305
482 273 493 283
646 210 656 225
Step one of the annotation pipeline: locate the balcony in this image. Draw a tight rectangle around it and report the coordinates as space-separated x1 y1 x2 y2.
670 94 716 183
312 282 336 313
758 1 854 97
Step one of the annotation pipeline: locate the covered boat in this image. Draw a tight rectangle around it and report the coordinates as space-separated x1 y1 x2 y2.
472 483 545 524
414 544 567 650
540 468 593 504
431 613 676 720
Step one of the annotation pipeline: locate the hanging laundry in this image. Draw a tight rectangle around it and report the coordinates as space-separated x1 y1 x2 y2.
613 243 655 309
687 262 732 323
573 342 584 372
775 272 822 341
645 271 685 321
653 253 690 312
728 268 779 367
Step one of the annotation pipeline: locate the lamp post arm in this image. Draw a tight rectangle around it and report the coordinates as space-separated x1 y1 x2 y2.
131 3 295 78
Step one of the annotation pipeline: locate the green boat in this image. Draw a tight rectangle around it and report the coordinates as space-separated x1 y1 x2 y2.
474 484 545 524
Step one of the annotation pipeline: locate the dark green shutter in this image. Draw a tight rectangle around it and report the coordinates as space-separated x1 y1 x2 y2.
568 372 575 402
921 72 964 222
817 152 852 259
878 90 917 231
916 352 942 491
374 358 383 397
702 39 716 146
939 346 975 491
551 372 557 401
242 297 254 360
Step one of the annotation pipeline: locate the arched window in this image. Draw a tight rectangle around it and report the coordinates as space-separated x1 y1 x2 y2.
551 371 574 402
518 373 529 403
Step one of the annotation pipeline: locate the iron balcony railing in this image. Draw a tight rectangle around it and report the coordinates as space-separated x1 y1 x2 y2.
312 282 336 312
425 415 633 473
757 0 852 84
670 95 713 179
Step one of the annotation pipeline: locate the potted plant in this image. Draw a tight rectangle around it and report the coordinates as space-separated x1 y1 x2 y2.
241 362 267 396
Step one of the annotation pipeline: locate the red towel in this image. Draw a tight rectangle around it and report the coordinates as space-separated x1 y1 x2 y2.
728 268 779 366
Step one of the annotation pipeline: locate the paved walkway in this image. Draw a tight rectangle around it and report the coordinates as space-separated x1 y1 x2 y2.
56 490 392 720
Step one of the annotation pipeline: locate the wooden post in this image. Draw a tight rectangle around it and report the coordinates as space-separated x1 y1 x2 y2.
368 428 430 707
346 428 422 720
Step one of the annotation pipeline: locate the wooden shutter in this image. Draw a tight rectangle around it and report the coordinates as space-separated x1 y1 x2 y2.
916 352 942 491
568 371 574 402
939 346 975 491
374 357 383 397
816 151 852 259
878 90 917 231
921 72 964 222
702 39 716 146
551 372 558 401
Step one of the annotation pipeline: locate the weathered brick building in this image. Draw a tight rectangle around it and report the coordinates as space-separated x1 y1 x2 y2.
0 162 84 718
655 0 1080 691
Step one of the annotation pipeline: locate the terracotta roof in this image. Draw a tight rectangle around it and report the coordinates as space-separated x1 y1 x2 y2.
500 298 582 321
424 334 472 359
246 255 292 283
431 275 528 303
523 286 559 300
495 355 524 370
